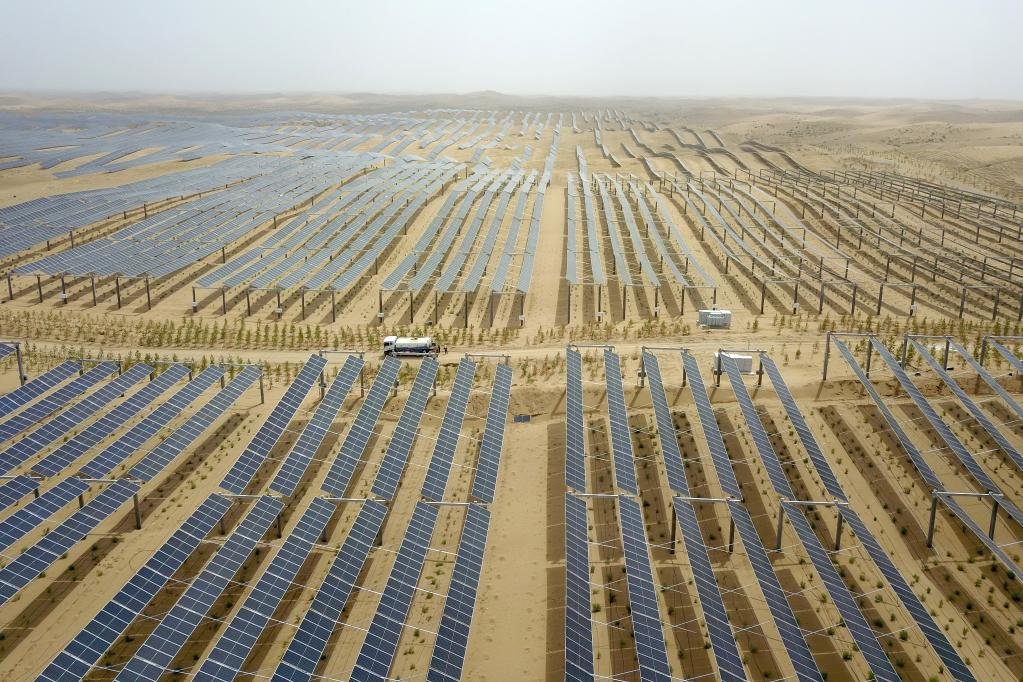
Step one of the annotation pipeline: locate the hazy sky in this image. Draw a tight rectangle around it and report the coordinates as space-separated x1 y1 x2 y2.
2 0 1021 99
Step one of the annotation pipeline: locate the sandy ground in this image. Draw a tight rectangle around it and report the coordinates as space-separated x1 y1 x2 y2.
0 96 1021 681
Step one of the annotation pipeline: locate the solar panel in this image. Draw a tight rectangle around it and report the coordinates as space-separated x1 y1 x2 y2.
642 353 688 495
0 361 117 444
425 504 490 682
372 357 438 500
421 359 476 501
832 339 1023 577
220 355 326 494
38 494 233 682
270 356 364 497
32 364 190 477
564 494 594 681
128 365 261 481
76 366 225 480
0 479 140 607
193 498 337 681
0 475 39 513
617 496 672 681
0 344 13 361
603 350 638 495
671 498 746 680
0 477 90 553
113 495 285 681
0 360 80 420
870 340 1023 527
350 502 439 681
470 363 511 503
761 353 971 678
910 339 1023 477
321 356 401 497
271 500 388 682
565 349 587 492
721 355 900 682
950 339 1023 424
0 363 152 475
989 340 1023 374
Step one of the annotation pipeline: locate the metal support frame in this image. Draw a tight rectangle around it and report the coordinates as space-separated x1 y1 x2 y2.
672 495 740 554
0 340 27 385
926 491 1004 547
979 335 1023 366
774 499 848 553
958 285 1000 321
318 349 367 397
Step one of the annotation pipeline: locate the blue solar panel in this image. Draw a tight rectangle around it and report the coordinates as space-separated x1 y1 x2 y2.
683 353 822 682
470 363 511 503
0 363 152 475
426 505 490 682
129 365 260 481
0 479 140 607
721 355 900 682
221 355 326 494
38 494 233 682
603 350 638 495
642 353 688 495
617 496 672 681
761 353 970 680
321 356 401 497
671 498 746 680
0 477 90 554
193 498 337 681
350 502 439 682
421 359 476 501
0 361 79 420
113 495 284 681
271 500 387 682
270 356 364 497
77 366 225 479
564 494 594 682
0 361 117 444
565 349 587 492
870 340 1023 529
950 339 1023 424
832 339 1023 579
0 344 13 361
0 475 39 513
372 357 438 500
33 364 190 477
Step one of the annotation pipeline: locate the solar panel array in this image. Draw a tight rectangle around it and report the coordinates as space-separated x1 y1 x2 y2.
271 500 387 682
0 477 90 554
421 358 476 501
0 475 39 514
760 354 972 681
321 355 401 497
0 479 140 606
38 493 233 682
565 349 587 492
0 361 80 420
832 339 1023 576
75 365 225 479
602 350 638 494
32 364 189 477
870 340 1023 524
349 502 439 681
617 496 672 681
193 498 337 682
564 494 594 681
270 355 364 497
0 361 118 444
950 339 1023 423
113 495 285 681
0 363 152 475
470 363 511 503
371 356 438 500
909 339 1023 476
425 504 491 682
642 353 687 494
680 353 823 681
220 355 325 493
720 355 901 682
128 365 261 481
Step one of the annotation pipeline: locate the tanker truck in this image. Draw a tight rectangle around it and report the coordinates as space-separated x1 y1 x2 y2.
382 336 440 357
